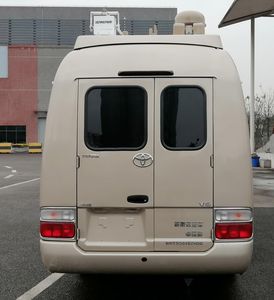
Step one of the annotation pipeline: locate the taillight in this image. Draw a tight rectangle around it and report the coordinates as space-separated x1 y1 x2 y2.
40 209 75 221
215 209 252 222
40 208 76 240
215 209 253 240
215 223 253 239
40 222 75 238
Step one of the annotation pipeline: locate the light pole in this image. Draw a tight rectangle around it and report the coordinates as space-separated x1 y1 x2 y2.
250 18 255 153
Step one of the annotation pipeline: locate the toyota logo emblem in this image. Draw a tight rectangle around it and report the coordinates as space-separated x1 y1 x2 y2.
133 153 153 168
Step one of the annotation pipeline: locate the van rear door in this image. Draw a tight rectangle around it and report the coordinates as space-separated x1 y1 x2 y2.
154 78 214 251
77 79 154 251
77 77 214 253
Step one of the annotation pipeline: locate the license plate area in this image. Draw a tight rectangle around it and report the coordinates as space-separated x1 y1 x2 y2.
77 208 154 251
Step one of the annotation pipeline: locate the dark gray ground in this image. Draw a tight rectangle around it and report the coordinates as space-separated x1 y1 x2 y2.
253 168 274 207
0 154 273 300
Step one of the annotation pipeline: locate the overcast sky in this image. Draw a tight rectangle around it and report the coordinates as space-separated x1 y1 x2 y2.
0 0 273 97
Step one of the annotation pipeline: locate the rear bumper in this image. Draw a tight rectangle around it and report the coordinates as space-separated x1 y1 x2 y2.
40 240 253 274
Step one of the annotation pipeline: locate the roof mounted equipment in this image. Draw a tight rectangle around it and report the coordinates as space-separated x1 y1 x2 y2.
90 10 123 36
173 11 206 35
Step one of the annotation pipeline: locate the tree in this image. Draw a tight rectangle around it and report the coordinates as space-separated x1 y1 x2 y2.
245 89 274 150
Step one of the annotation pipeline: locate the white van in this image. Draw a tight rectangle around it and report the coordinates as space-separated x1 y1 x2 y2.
40 11 253 274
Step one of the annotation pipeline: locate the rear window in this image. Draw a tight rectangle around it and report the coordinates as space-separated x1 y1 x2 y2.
161 86 206 150
85 86 147 150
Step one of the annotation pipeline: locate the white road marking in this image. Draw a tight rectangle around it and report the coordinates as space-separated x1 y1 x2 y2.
4 166 12 169
12 169 17 173
4 174 14 179
0 178 40 190
16 273 64 300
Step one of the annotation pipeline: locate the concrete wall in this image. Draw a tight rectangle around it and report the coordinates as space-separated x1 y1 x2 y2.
0 46 38 143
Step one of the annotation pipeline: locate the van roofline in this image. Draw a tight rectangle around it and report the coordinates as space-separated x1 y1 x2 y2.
74 35 223 50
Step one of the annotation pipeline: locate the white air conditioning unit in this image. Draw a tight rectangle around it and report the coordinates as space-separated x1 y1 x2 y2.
173 11 206 35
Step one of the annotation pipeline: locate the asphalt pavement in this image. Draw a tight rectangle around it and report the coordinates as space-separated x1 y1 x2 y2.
0 154 274 299
253 168 274 207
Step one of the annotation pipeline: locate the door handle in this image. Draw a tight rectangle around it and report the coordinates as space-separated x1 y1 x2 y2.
127 195 149 204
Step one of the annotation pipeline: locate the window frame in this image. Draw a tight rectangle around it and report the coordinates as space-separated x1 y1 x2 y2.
84 85 148 151
160 85 207 151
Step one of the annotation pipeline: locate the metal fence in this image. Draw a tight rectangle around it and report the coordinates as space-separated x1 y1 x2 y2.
0 19 174 46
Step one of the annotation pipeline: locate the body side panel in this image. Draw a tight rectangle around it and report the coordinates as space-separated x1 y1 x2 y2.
213 55 252 208
40 78 77 207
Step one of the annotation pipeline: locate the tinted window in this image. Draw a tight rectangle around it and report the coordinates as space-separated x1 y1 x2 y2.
0 125 26 143
161 87 206 149
85 87 146 149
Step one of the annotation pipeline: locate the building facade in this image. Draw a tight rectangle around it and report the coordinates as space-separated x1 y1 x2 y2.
0 6 177 144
